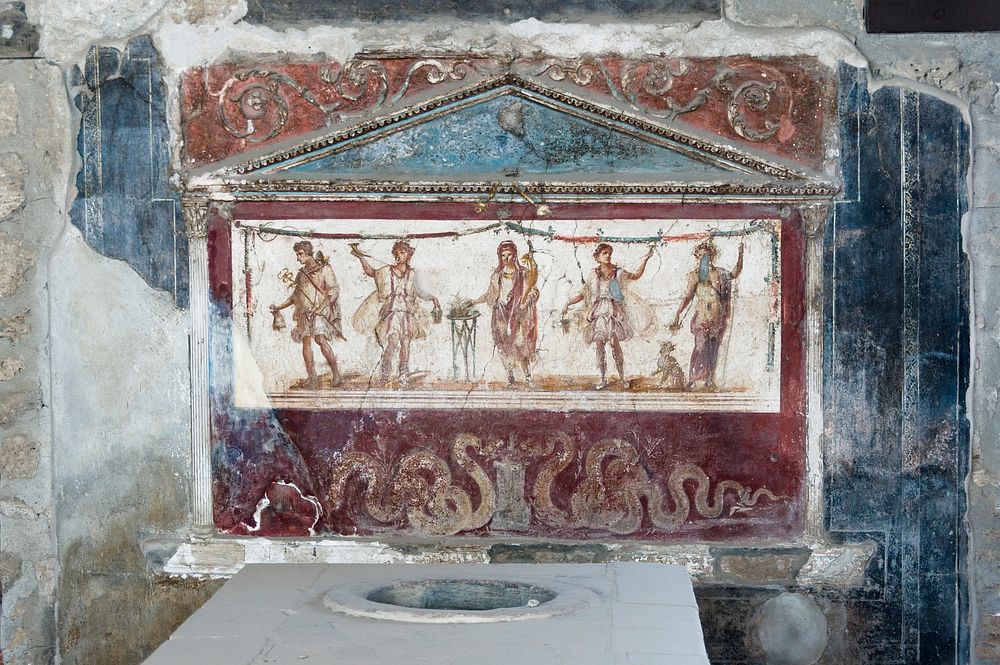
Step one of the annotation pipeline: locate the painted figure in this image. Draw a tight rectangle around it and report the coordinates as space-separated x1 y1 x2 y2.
562 243 655 390
351 241 441 387
270 240 344 389
670 238 744 389
468 240 539 387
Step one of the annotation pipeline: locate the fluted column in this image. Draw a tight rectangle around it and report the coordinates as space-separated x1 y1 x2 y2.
800 203 828 540
183 197 214 540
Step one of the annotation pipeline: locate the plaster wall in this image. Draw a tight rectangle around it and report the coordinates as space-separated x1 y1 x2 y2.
0 1 994 665
47 229 218 664
0 58 69 665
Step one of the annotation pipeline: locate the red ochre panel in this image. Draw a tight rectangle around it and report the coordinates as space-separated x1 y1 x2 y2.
181 56 833 171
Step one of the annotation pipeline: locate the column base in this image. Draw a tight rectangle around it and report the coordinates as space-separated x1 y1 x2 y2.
189 523 216 542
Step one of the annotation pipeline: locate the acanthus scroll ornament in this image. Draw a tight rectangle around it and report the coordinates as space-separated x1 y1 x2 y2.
534 59 598 86
318 59 390 123
214 61 389 142
714 64 795 143
216 71 290 142
536 57 710 121
536 58 796 138
214 58 499 144
619 58 711 119
384 58 485 106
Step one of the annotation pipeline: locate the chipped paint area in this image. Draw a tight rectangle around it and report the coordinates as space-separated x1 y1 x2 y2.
160 538 489 578
796 542 878 587
241 481 323 536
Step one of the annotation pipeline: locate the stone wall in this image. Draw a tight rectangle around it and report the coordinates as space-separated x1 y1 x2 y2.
0 1 996 664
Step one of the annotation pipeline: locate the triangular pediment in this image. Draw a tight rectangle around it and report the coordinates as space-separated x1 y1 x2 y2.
267 91 738 180
190 75 837 199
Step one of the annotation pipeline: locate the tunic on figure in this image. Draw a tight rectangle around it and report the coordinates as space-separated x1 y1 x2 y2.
584 267 635 344
352 265 433 348
290 263 343 343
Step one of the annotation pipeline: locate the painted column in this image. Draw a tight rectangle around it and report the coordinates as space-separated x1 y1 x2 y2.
183 197 213 539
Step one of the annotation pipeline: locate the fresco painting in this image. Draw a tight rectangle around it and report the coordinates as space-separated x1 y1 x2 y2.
189 52 822 542
322 430 787 537
206 201 806 541
231 217 782 412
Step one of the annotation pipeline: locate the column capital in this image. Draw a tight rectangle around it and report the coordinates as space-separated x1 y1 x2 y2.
182 198 211 239
800 204 829 239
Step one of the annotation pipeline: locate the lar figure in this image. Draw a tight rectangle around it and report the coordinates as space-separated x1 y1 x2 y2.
562 243 655 390
351 240 441 387
652 340 686 390
270 240 344 390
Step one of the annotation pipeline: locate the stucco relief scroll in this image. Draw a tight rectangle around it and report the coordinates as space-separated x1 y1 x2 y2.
214 58 499 143
185 55 827 169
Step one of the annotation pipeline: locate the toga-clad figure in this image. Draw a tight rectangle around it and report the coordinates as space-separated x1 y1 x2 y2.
469 240 539 387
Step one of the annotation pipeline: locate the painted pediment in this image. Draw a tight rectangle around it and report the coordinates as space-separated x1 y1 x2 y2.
265 89 737 180
190 74 836 198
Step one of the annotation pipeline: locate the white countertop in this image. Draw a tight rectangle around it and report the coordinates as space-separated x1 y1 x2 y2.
143 562 709 665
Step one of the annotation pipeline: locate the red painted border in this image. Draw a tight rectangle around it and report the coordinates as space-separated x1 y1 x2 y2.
234 201 784 221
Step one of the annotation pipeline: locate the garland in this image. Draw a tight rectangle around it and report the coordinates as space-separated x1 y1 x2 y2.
234 218 774 245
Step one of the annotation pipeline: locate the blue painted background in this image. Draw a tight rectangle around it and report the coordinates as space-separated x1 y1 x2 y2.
822 64 968 664
698 65 969 665
70 36 189 308
282 95 732 179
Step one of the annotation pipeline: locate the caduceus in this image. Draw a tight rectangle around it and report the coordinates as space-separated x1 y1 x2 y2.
277 268 295 288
